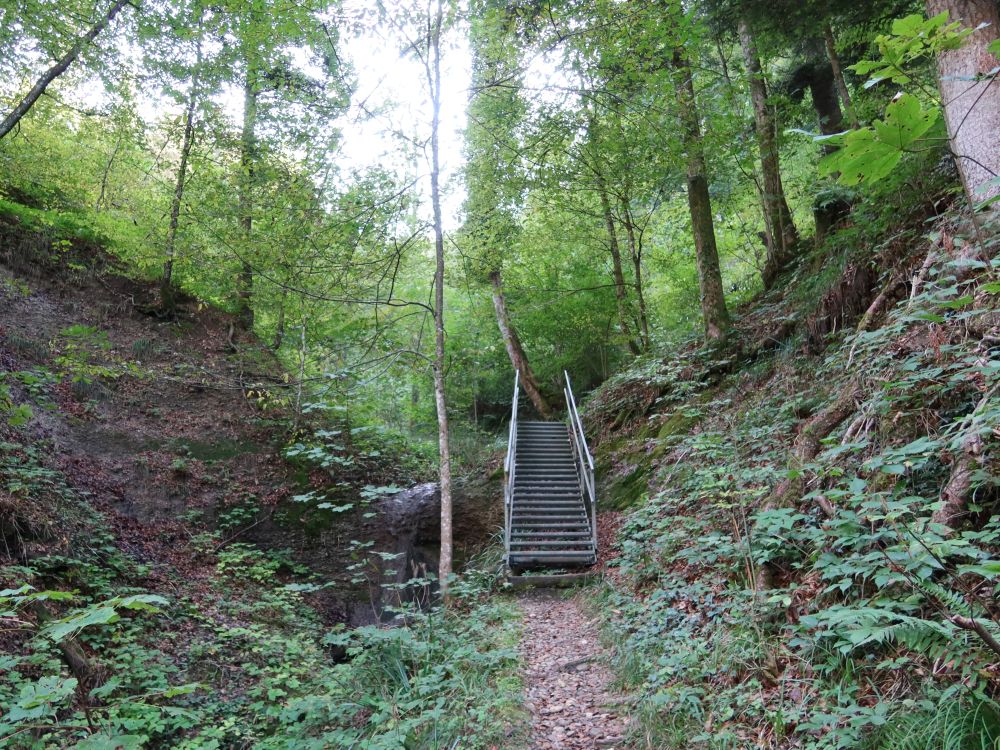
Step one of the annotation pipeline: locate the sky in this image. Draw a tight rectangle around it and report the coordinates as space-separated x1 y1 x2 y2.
335 6 473 230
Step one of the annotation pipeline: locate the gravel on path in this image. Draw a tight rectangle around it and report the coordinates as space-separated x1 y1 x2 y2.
519 589 629 749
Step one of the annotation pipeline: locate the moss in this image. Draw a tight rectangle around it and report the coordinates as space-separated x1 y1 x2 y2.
652 410 704 458
601 460 652 512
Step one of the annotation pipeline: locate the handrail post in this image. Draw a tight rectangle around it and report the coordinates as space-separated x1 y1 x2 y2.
563 370 597 561
503 371 520 565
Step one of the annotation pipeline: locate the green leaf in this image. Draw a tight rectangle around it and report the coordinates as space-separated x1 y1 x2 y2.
4 676 77 723
42 606 119 642
71 735 146 750
873 94 939 150
937 295 974 309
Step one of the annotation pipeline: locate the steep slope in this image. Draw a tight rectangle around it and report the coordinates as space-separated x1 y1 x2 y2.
0 208 519 748
584 167 1000 748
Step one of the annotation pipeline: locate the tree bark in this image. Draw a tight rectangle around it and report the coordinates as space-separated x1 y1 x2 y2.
823 24 859 129
237 72 258 332
95 134 123 213
596 175 640 355
427 1 453 602
765 382 862 511
489 270 552 417
809 59 845 139
738 18 801 289
672 48 731 344
162 59 201 310
619 199 650 350
925 0 1000 207
932 392 990 527
0 0 131 141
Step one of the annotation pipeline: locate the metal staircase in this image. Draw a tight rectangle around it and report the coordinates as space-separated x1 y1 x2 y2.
504 371 597 571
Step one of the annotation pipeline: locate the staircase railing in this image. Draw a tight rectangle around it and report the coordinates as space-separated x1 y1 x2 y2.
564 371 596 556
503 370 520 563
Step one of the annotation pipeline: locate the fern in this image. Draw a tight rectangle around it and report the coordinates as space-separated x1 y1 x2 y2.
864 697 1000 750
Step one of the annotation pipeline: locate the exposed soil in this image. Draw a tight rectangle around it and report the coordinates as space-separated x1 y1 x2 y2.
0 227 501 627
519 589 630 749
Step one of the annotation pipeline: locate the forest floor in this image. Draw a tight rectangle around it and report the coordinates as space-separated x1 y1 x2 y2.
519 588 630 749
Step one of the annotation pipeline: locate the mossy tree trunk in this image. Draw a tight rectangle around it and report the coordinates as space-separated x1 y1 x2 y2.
673 47 731 344
738 18 800 288
490 270 552 418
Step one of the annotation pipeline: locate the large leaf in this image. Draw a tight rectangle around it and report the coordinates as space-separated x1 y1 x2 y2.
873 94 939 149
819 95 941 185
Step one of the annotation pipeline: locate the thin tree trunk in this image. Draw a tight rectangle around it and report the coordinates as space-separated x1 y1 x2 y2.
489 270 552 417
926 0 1000 208
619 199 650 350
596 177 640 354
0 0 131 141
824 24 859 129
739 18 800 288
271 289 287 350
237 72 258 331
96 135 123 213
672 48 731 344
427 1 453 602
162 55 202 309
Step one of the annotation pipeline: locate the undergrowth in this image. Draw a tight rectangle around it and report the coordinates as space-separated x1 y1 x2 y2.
588 191 1000 749
0 436 523 749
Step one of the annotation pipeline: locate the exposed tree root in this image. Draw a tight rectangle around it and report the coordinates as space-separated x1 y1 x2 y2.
28 601 106 692
932 392 992 528
764 381 863 513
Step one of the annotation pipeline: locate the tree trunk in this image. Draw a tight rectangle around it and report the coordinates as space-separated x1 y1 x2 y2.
271 289 287 350
738 18 800 289
428 1 453 602
489 270 552 417
809 58 845 140
596 177 640 354
237 73 258 332
619 199 650 350
926 0 1000 208
932 392 990 528
673 48 731 344
0 0 131 141
162 65 201 310
95 135 123 213
824 24 859 129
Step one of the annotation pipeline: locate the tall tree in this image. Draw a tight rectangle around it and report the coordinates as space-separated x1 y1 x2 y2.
925 0 1000 207
464 0 554 416
160 13 208 310
738 18 800 287
223 0 344 332
425 0 454 600
672 44 732 343
489 271 552 417
0 0 131 141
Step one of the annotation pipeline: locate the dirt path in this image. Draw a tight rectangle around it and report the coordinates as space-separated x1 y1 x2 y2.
519 589 629 749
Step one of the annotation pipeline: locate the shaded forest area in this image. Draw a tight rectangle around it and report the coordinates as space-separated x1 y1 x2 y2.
0 0 998 747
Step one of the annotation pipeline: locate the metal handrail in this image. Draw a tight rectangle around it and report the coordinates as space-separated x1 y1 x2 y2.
503 371 520 562
564 371 596 555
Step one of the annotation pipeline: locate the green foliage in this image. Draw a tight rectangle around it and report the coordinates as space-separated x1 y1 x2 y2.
818 94 942 184
813 12 979 188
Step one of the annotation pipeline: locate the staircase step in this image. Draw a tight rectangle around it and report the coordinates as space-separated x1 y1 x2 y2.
510 521 590 534
514 507 586 512
514 500 585 506
515 493 584 499
507 552 596 564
